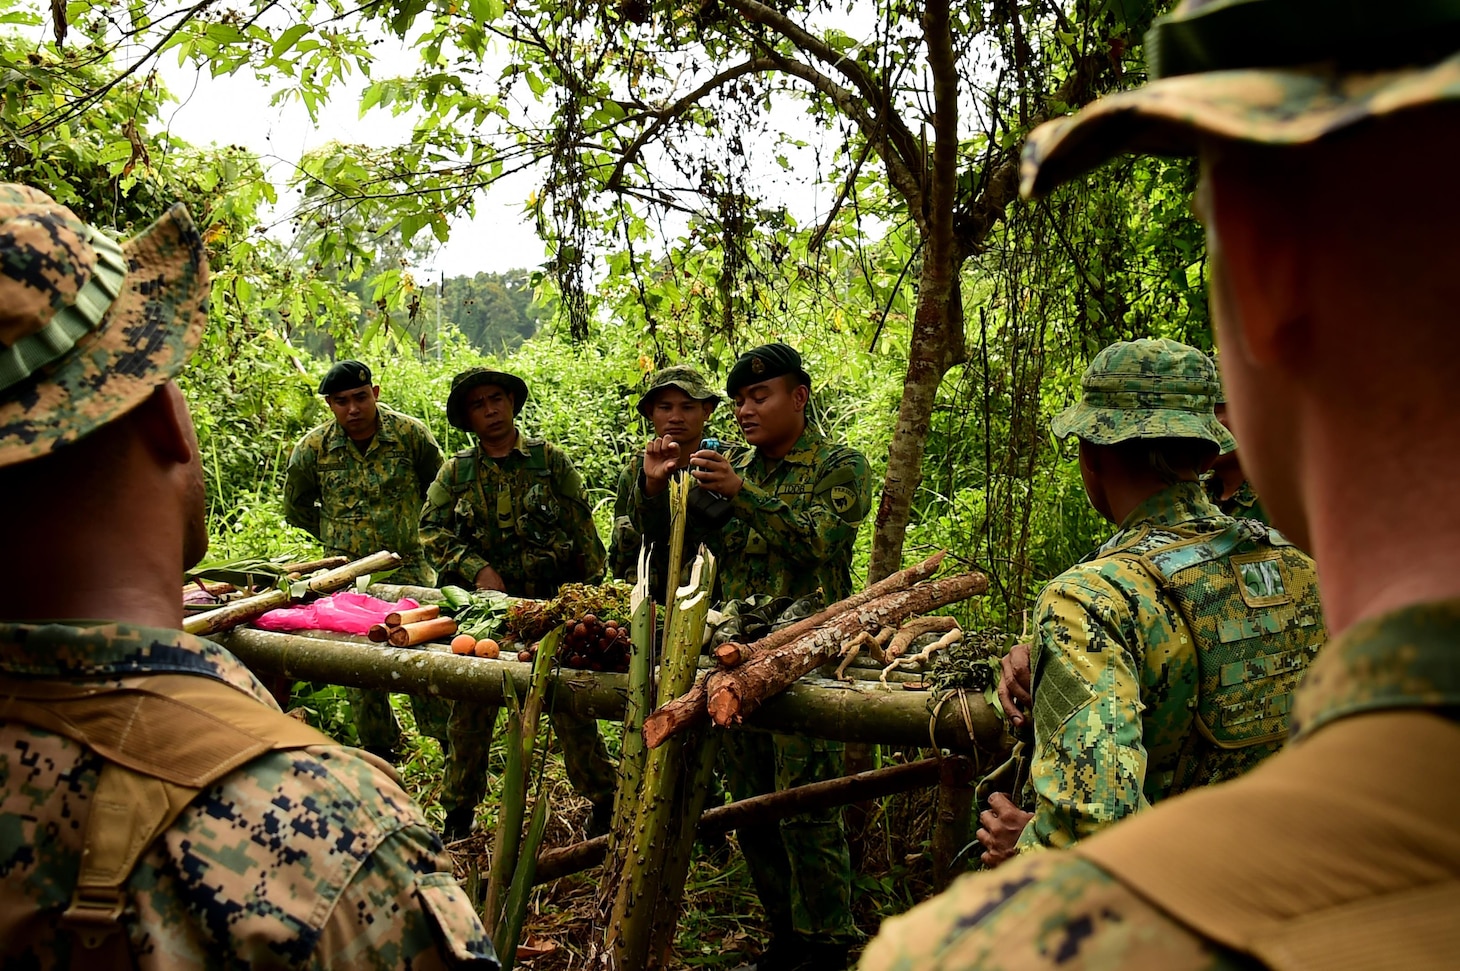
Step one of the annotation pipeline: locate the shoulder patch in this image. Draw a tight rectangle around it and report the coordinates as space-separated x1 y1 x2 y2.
829 485 857 514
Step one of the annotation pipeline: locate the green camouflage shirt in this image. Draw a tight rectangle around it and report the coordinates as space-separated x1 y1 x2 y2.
1204 474 1269 525
713 426 871 605
283 406 443 585
858 599 1460 971
0 622 497 969
608 453 648 583
1016 479 1323 854
419 431 606 597
609 451 733 599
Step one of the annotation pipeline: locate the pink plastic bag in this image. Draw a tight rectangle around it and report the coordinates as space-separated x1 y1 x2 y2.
255 591 421 635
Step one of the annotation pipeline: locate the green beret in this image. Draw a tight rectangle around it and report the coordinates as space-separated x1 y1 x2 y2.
318 360 373 396
636 365 721 418
726 342 811 396
446 367 528 430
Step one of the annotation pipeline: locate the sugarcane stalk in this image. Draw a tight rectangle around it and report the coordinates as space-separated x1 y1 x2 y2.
183 550 402 636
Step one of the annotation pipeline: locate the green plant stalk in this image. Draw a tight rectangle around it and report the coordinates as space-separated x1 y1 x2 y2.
646 726 723 964
609 544 655 857
496 780 550 970
483 676 524 934
606 547 716 969
658 474 692 644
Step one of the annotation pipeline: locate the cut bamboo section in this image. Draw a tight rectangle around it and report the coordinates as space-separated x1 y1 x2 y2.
387 616 457 647
385 604 440 626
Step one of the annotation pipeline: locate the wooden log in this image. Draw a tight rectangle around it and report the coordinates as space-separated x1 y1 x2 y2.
886 615 959 660
280 556 350 574
385 604 440 626
183 579 237 597
388 616 458 647
705 572 988 728
535 757 949 884
712 550 947 668
183 551 403 636
365 582 450 605
641 672 708 749
214 628 1010 754
931 756 977 890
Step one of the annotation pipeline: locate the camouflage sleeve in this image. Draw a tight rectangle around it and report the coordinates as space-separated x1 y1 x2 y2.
419 457 490 586
608 461 640 582
282 437 322 540
1014 569 1150 854
313 822 500 969
550 447 606 584
729 446 871 569
856 853 1234 970
413 422 445 503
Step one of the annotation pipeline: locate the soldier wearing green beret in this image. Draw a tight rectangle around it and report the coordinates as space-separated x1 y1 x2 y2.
685 342 870 971
861 2 1460 967
971 338 1323 871
608 365 726 595
420 367 614 840
282 360 451 760
0 186 497 967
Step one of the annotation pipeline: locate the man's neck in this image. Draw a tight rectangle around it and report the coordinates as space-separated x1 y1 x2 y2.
2 537 184 630
480 427 519 459
1106 474 1197 526
757 419 807 461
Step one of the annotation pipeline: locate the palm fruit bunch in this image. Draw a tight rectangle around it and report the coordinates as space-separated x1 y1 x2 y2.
929 626 1010 693
561 613 632 672
505 581 633 643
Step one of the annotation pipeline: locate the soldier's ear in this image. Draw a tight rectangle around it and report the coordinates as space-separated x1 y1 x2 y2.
791 383 809 413
372 385 381 401
133 382 196 468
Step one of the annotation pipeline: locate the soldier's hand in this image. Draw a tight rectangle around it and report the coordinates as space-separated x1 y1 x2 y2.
998 641 1033 729
976 792 1032 869
474 565 507 592
689 448 743 498
642 436 681 496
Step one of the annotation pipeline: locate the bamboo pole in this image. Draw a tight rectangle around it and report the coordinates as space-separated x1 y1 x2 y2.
387 616 457 647
385 604 440 626
184 550 402 636
215 627 1008 753
608 545 655 870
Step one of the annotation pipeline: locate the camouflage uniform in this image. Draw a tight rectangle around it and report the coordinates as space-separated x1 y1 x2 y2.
0 622 497 968
863 1 1460 966
283 405 451 748
709 415 872 950
420 430 614 819
1204 474 1269 525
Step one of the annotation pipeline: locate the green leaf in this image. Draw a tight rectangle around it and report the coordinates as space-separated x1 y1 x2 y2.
271 23 310 58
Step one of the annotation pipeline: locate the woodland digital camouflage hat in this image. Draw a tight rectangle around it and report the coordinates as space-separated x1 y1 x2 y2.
445 366 528 430
0 185 209 468
1051 338 1236 450
636 365 721 418
1021 0 1460 198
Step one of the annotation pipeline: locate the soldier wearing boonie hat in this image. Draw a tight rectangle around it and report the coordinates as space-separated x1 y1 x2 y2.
422 365 613 841
283 357 451 761
0 186 497 967
608 364 723 589
862 3 1460 968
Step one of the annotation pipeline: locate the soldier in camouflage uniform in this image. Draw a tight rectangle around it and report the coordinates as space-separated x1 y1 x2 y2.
419 367 615 840
608 364 725 595
974 338 1324 865
0 185 496 967
283 360 452 759
861 3 1460 968
686 342 871 971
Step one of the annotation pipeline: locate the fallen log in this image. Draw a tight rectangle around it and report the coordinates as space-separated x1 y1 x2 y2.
705 572 988 728
886 615 960 660
184 551 402 636
215 628 1008 753
535 756 960 884
712 550 947 669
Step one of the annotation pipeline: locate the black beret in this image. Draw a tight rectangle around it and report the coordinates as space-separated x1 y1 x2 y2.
446 367 529 430
318 360 373 395
726 342 811 396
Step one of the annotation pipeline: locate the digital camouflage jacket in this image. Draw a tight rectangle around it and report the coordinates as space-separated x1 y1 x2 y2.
1016 479 1324 854
857 599 1460 971
713 426 871 605
419 431 606 597
0 622 497 969
283 406 443 585
1204 474 1269 525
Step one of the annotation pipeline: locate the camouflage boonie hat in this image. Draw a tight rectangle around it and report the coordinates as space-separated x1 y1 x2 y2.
445 367 528 430
1021 0 1460 198
0 185 209 468
1051 338 1237 450
636 365 721 418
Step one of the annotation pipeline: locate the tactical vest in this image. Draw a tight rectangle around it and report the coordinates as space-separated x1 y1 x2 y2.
1105 517 1324 796
446 441 577 596
0 673 343 967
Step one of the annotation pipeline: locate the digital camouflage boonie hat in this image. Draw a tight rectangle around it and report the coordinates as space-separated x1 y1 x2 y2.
446 367 528 430
0 185 209 468
636 365 721 418
1020 0 1460 198
1051 338 1237 450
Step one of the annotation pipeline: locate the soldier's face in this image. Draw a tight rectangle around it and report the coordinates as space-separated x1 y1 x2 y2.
649 388 714 445
733 376 808 448
466 383 515 442
326 385 380 441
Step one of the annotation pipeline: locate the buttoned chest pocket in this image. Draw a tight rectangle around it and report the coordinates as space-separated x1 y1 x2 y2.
318 462 365 521
519 482 563 546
